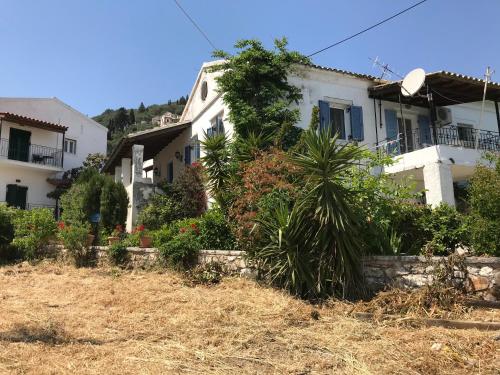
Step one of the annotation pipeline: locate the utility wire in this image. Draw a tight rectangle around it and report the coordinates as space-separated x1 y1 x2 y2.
173 0 217 51
307 0 429 57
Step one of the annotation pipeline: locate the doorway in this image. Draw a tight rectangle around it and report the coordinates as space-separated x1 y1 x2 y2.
6 184 28 209
397 117 414 153
8 128 31 162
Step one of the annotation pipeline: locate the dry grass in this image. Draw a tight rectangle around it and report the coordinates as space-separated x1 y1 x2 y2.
0 261 498 375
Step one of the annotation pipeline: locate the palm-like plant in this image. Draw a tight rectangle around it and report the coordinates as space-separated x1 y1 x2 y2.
255 129 365 299
201 131 231 209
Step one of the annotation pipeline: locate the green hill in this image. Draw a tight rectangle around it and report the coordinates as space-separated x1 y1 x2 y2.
93 96 188 154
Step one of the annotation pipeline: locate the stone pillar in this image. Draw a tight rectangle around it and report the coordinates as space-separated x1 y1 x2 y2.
121 158 131 187
114 166 122 183
423 162 455 207
131 144 144 183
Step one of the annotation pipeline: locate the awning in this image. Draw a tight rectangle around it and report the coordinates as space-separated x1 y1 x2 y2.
102 121 191 173
368 71 500 107
0 112 68 133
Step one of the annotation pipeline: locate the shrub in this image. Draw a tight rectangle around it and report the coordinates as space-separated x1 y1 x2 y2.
60 169 128 233
418 204 468 255
12 208 57 259
0 204 20 262
107 242 128 266
172 164 207 218
58 223 93 267
253 130 365 299
198 209 236 250
187 261 227 285
229 148 302 251
467 155 500 256
159 225 201 269
137 193 184 230
151 225 174 247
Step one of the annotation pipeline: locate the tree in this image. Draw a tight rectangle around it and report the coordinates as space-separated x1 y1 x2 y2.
212 38 310 144
114 107 129 131
129 109 136 125
467 153 500 256
138 102 146 113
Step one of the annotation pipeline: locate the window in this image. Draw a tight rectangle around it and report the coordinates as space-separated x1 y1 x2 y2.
208 113 224 136
190 135 201 162
64 139 77 154
329 107 346 139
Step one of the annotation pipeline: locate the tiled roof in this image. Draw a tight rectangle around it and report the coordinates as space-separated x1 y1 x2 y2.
0 112 68 133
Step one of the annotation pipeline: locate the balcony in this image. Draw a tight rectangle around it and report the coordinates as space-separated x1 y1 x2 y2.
381 125 500 156
0 138 63 168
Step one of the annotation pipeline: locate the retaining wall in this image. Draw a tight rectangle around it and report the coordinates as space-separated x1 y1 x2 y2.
55 245 500 300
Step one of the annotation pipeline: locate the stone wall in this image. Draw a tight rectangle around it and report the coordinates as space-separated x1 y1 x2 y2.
362 255 500 301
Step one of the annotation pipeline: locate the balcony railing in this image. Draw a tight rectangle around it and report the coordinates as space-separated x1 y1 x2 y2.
0 138 63 168
378 125 500 155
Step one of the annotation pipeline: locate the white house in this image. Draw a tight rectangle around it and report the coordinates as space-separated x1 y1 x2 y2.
103 61 500 229
0 97 107 211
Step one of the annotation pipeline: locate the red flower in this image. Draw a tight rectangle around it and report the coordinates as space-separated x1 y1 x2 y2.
136 224 145 232
191 162 200 168
57 221 65 230
180 227 187 233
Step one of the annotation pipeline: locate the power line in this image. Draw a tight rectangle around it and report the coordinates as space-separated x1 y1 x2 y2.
307 0 429 58
173 0 217 51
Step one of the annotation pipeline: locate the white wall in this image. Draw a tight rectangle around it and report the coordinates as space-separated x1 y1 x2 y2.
0 163 56 206
0 98 107 170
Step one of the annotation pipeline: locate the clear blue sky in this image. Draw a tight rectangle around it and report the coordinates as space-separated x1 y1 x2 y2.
0 0 498 117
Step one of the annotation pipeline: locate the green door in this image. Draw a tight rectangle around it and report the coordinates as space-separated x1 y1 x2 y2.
8 128 31 162
6 184 28 209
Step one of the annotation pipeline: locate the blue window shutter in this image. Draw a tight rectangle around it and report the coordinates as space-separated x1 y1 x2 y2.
168 162 174 183
350 106 364 141
418 115 431 145
196 142 201 160
184 145 191 165
318 100 330 132
384 109 399 154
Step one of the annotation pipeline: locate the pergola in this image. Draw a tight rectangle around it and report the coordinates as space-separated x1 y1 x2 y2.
368 71 500 132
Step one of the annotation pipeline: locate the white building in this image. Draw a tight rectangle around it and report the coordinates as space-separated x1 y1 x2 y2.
103 62 500 229
0 97 107 210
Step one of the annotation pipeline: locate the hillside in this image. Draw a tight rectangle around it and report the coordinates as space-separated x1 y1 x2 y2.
92 96 187 154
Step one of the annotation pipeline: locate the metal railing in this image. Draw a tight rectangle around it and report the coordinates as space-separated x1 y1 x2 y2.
0 201 56 211
378 125 500 155
0 138 63 168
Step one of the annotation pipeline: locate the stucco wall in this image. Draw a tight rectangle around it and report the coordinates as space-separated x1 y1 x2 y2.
0 163 56 206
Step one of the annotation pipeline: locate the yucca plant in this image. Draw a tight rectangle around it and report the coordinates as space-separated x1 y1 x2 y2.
254 129 365 299
201 131 232 209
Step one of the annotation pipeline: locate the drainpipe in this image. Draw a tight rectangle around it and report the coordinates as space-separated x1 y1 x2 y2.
427 85 438 145
495 101 500 133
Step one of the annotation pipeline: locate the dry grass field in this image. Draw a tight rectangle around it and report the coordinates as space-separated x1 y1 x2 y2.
0 261 498 374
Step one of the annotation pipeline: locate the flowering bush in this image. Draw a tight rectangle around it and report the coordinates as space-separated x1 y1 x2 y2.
229 149 302 251
159 221 201 269
111 224 124 238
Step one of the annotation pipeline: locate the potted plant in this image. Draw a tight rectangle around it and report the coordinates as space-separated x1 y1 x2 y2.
134 224 152 248
108 224 123 245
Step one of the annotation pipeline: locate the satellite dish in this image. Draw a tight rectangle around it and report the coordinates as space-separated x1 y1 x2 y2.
401 68 426 97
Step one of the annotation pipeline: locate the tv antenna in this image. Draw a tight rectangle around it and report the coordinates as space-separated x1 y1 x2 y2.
371 57 404 80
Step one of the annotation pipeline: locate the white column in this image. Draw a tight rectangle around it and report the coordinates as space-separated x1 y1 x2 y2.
423 162 455 207
121 158 131 187
114 166 122 183
131 144 144 183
